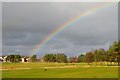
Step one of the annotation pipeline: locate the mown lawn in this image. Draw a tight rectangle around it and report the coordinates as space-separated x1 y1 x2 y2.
1 62 118 78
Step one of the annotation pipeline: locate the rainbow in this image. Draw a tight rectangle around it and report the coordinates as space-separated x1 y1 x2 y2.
31 3 115 55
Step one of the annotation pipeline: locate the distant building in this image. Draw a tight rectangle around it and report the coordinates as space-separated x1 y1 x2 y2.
21 57 30 62
3 56 8 62
40 59 44 62
0 56 9 62
22 57 27 62
0 57 3 62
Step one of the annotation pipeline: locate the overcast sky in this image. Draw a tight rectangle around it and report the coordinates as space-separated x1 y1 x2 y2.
2 2 118 57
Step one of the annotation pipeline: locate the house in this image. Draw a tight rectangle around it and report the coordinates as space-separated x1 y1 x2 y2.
0 57 3 62
3 56 8 62
22 57 27 62
0 56 8 62
21 57 30 62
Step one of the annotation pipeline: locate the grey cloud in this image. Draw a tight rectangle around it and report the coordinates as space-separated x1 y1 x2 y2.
2 2 118 57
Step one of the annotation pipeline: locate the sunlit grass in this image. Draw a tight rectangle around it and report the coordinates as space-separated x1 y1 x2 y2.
2 62 118 78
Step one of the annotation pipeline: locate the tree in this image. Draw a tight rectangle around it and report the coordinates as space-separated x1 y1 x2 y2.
68 56 78 63
85 51 94 65
93 48 106 65
43 54 56 62
30 55 37 62
7 54 14 62
78 54 85 62
14 55 21 62
56 54 67 63
6 54 21 62
118 41 120 66
43 53 67 63
44 54 50 62
108 41 118 65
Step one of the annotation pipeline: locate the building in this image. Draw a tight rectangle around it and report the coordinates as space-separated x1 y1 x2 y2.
21 57 30 62
22 57 27 62
3 56 8 62
0 57 3 62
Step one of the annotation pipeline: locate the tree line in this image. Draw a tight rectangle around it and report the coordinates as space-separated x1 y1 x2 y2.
77 41 119 66
3 41 120 66
43 54 67 63
43 41 119 66
4 54 37 62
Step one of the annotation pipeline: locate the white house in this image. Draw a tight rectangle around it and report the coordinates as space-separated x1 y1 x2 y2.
22 57 29 62
3 56 8 62
0 57 3 62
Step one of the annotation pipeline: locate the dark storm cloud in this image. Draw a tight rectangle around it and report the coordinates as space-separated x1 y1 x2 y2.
2 2 118 56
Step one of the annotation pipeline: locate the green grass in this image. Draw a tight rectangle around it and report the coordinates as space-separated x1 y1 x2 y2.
1 62 118 78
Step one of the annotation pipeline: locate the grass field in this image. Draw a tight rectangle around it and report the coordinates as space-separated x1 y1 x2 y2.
1 62 118 78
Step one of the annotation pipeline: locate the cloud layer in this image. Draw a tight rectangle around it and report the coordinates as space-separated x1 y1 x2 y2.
2 2 118 57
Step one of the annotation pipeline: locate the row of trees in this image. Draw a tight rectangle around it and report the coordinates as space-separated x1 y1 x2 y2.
3 41 120 66
29 55 37 62
43 54 67 63
42 41 120 66
6 54 21 62
5 54 37 62
76 41 120 66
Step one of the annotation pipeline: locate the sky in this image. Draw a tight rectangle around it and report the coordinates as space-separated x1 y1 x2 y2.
0 2 2 56
2 2 118 58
